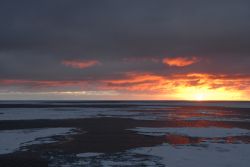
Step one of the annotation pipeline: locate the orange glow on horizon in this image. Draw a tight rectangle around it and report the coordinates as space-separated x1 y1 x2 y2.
104 72 250 101
1 72 250 100
173 86 244 101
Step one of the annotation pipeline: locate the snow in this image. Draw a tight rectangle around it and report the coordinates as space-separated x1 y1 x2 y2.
1 101 250 121
129 127 250 137
49 142 250 167
130 143 250 167
0 127 76 154
0 108 140 120
76 152 103 158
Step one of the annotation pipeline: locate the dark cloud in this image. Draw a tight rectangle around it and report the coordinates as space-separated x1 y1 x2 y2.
0 0 250 99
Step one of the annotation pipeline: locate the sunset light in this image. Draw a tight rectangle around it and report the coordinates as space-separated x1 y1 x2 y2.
175 86 244 101
1 1 250 167
195 93 205 101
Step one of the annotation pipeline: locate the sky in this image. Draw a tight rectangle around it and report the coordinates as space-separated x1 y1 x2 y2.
0 0 250 100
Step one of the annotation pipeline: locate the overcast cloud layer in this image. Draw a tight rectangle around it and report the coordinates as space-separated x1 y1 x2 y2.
1 0 250 100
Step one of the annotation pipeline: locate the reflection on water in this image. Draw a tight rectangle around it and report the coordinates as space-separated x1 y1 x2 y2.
124 103 250 166
164 134 250 145
165 134 204 145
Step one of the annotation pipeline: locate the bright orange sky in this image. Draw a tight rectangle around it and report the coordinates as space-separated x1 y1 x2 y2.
1 70 250 100
101 72 250 101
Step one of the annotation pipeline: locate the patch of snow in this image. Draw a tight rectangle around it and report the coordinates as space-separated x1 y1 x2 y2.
0 127 77 154
1 101 250 121
130 143 250 167
76 152 103 158
129 127 250 138
0 108 140 120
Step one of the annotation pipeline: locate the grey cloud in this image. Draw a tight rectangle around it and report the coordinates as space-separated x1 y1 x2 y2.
0 0 250 82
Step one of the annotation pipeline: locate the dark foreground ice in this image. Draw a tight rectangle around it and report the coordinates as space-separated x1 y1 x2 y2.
0 101 250 167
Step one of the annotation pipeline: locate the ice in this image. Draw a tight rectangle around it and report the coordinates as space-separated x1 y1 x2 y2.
0 127 76 154
1 101 250 121
129 127 250 137
76 152 103 158
49 143 250 167
101 160 133 166
130 143 250 167
0 108 140 120
1 107 248 122
49 151 160 167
